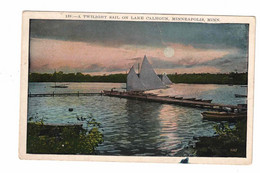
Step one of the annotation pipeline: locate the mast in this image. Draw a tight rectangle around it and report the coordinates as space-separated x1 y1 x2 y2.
54 69 57 87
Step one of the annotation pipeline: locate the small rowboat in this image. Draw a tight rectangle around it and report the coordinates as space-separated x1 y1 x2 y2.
161 96 170 98
147 93 157 96
195 98 202 101
50 85 68 88
201 111 247 121
235 94 247 98
175 97 183 100
185 98 196 101
202 99 212 103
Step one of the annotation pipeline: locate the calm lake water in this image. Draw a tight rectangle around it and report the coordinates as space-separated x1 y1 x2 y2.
28 82 247 156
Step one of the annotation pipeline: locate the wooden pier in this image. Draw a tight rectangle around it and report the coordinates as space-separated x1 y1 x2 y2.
28 90 247 112
28 92 102 97
103 90 247 112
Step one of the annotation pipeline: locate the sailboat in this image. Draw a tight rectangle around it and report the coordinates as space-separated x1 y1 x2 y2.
139 55 167 90
126 66 146 91
126 55 170 91
50 70 68 88
50 83 68 88
161 73 173 85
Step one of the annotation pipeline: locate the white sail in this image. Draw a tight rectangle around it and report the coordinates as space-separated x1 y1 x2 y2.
126 66 146 91
139 55 166 90
161 73 172 85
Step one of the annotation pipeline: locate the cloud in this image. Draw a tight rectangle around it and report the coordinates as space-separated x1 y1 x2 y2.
30 20 249 51
154 66 221 74
29 38 246 74
84 64 105 72
128 57 142 61
29 20 248 74
195 49 248 73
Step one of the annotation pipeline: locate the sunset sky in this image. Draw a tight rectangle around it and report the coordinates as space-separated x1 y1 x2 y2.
29 20 249 75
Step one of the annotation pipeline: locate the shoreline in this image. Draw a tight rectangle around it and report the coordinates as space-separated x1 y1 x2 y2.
28 81 248 86
28 72 248 85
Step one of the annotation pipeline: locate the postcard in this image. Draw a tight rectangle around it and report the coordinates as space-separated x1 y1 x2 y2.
19 11 255 164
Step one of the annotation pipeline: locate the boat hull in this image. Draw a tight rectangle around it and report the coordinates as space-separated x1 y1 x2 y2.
50 86 68 88
201 111 247 121
234 94 247 98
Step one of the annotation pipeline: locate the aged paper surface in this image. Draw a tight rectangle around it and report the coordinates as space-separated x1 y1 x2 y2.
19 11 255 164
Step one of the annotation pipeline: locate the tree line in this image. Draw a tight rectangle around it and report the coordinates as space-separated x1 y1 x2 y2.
29 71 248 85
167 72 248 85
29 71 127 83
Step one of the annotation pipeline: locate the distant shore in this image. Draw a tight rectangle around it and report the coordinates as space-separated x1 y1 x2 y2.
29 72 248 85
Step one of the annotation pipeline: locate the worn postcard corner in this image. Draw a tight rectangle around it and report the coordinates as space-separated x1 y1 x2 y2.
19 11 255 164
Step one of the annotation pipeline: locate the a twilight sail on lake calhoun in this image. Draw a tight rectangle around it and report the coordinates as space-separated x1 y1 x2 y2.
20 12 255 164
126 55 168 91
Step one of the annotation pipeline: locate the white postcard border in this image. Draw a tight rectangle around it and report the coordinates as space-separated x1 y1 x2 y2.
19 11 256 164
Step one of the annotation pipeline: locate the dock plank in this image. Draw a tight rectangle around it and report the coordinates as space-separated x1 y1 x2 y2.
103 90 243 111
29 92 102 97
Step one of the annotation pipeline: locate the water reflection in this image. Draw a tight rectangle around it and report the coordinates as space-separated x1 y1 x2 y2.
123 99 165 156
28 82 125 94
157 105 180 155
98 99 169 156
145 83 247 105
28 82 247 156
146 84 218 97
